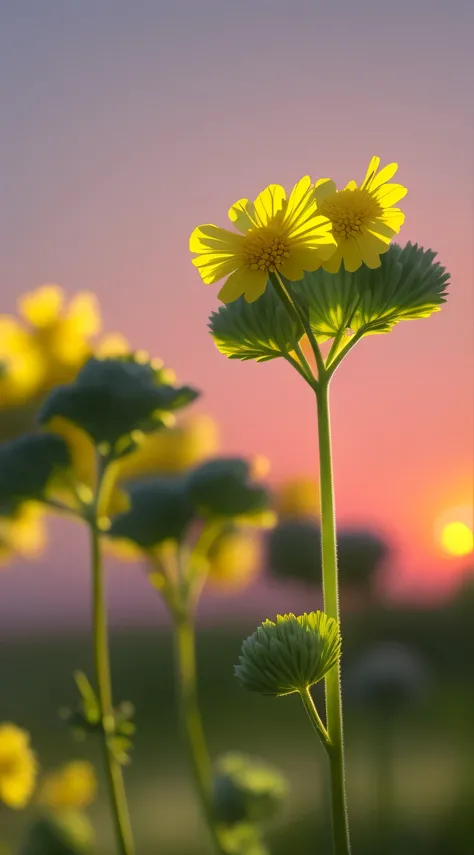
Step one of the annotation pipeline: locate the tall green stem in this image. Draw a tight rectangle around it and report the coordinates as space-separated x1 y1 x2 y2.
173 614 227 855
90 469 135 855
316 378 351 855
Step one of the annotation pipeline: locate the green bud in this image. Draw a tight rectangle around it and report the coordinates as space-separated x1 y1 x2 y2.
235 612 341 696
38 355 199 453
213 753 287 826
186 457 270 519
218 824 268 855
0 433 70 509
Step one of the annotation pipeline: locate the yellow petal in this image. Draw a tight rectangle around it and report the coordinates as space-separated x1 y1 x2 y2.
373 183 408 207
19 285 64 327
189 224 242 254
228 198 256 233
341 238 362 272
368 162 399 190
361 156 381 190
253 184 286 227
321 246 343 274
192 254 239 284
283 176 313 232
96 333 130 357
314 179 337 206
217 269 249 303
279 248 322 281
381 208 405 232
66 293 101 337
243 273 268 303
357 235 383 269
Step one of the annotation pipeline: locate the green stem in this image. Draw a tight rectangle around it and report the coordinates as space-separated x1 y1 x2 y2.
316 378 351 855
269 271 323 384
173 614 227 855
300 686 331 748
90 467 135 855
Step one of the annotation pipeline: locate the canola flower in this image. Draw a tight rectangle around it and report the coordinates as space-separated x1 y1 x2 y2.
0 723 38 809
313 156 407 273
0 502 46 566
190 177 336 303
38 761 97 811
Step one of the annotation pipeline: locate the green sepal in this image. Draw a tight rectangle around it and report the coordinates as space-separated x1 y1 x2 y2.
186 458 270 518
38 355 199 454
209 285 304 362
108 477 194 548
235 611 341 696
297 242 450 340
0 433 70 509
213 753 288 826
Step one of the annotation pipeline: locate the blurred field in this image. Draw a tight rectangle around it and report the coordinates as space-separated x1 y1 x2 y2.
1 599 473 855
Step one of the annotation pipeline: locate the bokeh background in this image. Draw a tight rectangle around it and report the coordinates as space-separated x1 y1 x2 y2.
1 1 473 854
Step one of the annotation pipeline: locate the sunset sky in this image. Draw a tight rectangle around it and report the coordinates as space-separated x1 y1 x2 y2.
0 1 472 628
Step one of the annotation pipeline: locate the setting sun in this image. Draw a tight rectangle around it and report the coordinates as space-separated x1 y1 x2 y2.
440 521 473 557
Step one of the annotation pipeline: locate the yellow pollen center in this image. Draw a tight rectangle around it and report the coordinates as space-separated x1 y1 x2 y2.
320 188 382 241
243 231 291 272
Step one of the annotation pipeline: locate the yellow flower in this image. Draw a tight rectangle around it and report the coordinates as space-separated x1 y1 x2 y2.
0 723 38 809
0 503 46 567
190 177 336 303
38 761 97 811
275 478 320 520
313 156 407 273
207 530 261 592
18 284 100 390
0 319 44 407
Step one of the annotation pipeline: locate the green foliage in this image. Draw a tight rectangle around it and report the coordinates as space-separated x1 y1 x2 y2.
108 477 194 548
213 753 288 826
235 612 341 696
208 285 303 362
60 672 135 764
0 433 70 509
108 458 271 550
38 355 199 453
20 813 93 855
187 458 270 519
299 242 450 340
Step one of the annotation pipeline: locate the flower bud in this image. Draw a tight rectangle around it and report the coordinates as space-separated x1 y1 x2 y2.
213 753 287 826
235 611 341 696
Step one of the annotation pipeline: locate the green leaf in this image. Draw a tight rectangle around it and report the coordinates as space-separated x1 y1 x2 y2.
298 242 450 340
186 458 271 519
38 355 199 452
0 433 70 509
108 477 194 548
209 285 303 362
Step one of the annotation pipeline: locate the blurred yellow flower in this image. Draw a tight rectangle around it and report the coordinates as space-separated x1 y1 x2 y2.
275 478 320 520
0 724 38 809
313 156 407 273
190 177 336 303
0 503 46 567
207 529 262 592
38 761 97 811
0 285 129 412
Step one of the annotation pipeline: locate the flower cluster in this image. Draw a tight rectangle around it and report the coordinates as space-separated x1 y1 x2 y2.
190 156 407 303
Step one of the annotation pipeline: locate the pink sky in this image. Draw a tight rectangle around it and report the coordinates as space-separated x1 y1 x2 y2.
0 1 473 627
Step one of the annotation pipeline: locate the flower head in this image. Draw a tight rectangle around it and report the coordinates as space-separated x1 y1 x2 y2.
207 528 261 592
314 156 407 273
235 611 341 696
0 502 46 567
0 723 38 809
38 761 97 811
190 178 336 303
